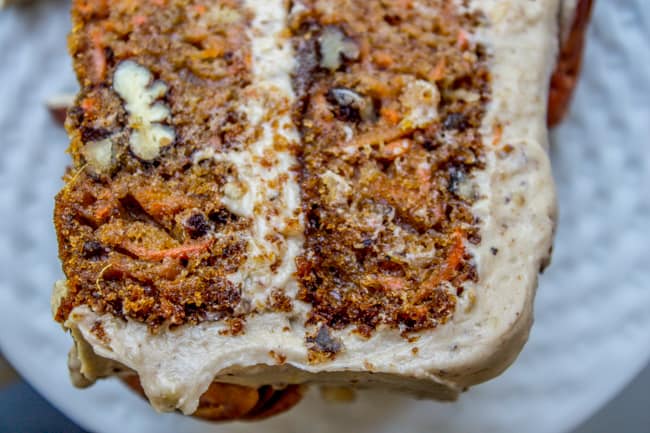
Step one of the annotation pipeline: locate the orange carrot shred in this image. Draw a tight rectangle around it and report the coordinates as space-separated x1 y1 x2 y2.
132 15 147 26
94 204 112 221
420 228 465 291
457 29 470 50
130 239 214 261
380 107 401 125
81 97 98 115
492 124 503 146
429 58 447 82
89 27 106 83
374 51 394 68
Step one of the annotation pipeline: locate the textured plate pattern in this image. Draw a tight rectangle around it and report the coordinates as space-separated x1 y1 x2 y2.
0 1 649 433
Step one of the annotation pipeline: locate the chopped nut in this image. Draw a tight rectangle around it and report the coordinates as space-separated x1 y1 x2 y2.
447 89 480 103
113 61 175 161
320 170 352 205
399 80 440 130
318 26 359 71
223 181 245 200
81 137 113 173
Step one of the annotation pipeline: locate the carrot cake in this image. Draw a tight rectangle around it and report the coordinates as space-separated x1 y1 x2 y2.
52 0 593 420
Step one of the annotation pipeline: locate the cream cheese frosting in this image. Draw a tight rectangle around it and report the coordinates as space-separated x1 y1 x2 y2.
192 0 305 309
61 0 559 415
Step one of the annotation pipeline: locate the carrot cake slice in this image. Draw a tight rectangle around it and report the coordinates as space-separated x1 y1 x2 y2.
52 0 591 420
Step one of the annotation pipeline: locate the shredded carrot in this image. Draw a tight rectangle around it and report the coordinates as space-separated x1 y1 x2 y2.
373 51 394 68
80 96 97 113
457 29 470 50
348 125 409 149
380 139 411 160
420 228 465 291
94 203 112 221
194 47 221 60
132 188 195 219
129 239 214 261
380 107 401 125
429 58 447 82
445 228 465 275
89 27 106 84
132 15 147 26
376 276 408 292
492 123 503 146
193 4 207 14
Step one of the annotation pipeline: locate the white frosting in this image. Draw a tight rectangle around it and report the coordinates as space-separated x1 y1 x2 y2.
198 0 304 305
63 0 559 415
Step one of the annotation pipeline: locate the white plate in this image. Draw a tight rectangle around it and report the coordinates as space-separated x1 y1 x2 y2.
1 1 649 433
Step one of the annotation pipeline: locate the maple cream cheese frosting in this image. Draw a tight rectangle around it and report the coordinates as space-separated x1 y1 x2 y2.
54 0 562 417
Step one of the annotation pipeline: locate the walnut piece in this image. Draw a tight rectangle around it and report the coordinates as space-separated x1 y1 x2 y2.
113 61 175 161
81 138 113 173
399 80 440 130
318 26 360 71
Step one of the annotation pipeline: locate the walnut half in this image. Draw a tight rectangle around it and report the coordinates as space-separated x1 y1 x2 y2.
113 61 176 161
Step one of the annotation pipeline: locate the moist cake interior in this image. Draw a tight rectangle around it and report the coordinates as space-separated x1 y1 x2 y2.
55 1 488 360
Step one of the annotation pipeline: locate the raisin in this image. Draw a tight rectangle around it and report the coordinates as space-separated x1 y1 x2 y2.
185 213 211 239
442 113 468 131
82 240 108 260
208 208 237 226
383 14 401 26
81 126 112 143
